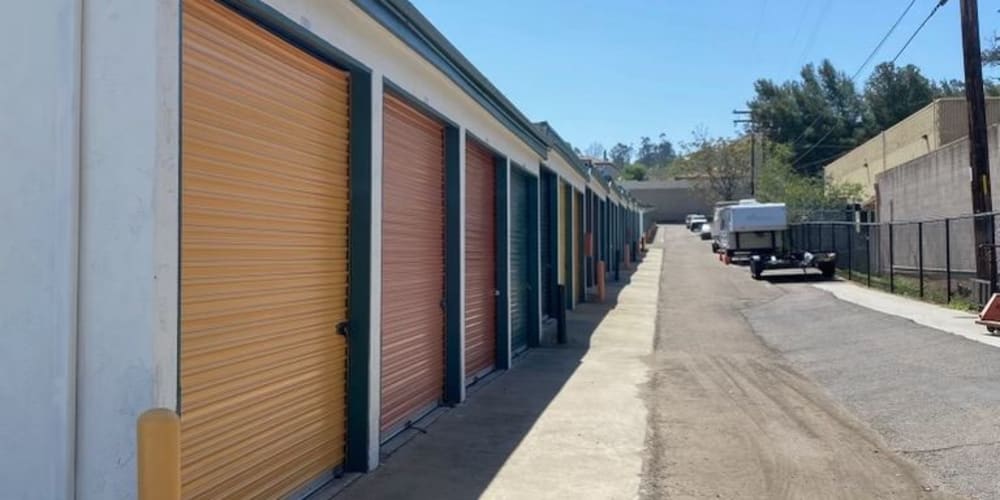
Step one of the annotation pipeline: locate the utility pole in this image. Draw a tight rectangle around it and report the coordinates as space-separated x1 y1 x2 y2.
733 110 756 197
960 0 996 296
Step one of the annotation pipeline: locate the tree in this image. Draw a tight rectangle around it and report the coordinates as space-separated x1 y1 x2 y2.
754 141 863 221
584 142 605 159
749 60 866 175
672 132 752 203
636 133 676 168
609 142 633 168
636 137 654 166
984 31 1000 67
863 63 936 132
621 164 648 181
655 133 677 167
933 78 1000 97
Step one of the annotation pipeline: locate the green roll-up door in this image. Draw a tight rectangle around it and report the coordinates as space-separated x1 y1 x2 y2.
509 169 531 352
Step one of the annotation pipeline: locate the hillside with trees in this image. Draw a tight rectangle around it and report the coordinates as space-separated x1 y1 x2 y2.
603 56 1000 214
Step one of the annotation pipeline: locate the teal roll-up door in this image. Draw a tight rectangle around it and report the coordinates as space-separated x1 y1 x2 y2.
539 172 554 318
510 169 531 352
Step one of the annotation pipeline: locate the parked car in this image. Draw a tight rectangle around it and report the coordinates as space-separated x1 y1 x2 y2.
685 213 707 230
699 224 713 240
688 215 707 232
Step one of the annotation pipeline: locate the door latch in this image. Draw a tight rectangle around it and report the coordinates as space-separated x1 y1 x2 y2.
336 321 350 337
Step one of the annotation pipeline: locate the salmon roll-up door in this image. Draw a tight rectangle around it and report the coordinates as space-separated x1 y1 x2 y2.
179 1 350 498
509 169 532 352
381 93 446 436
464 140 497 381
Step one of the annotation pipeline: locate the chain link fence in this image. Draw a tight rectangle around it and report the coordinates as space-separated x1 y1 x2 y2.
789 213 1000 309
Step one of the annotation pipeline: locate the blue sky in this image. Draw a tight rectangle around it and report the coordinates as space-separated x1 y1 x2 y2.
410 0 998 154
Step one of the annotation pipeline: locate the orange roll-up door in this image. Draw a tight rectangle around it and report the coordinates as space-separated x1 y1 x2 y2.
180 1 350 497
465 139 497 381
381 93 446 436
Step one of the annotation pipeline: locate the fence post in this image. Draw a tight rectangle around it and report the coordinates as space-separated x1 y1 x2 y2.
847 225 853 281
990 214 997 296
866 225 872 288
918 222 924 299
557 285 567 344
889 222 895 294
818 223 823 250
945 218 951 303
831 223 837 256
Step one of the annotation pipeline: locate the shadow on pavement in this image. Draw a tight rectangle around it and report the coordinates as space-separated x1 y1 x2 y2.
328 255 644 500
761 272 836 284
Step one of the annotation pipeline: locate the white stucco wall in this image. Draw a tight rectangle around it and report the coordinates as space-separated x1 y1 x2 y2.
0 2 81 498
3 0 569 496
75 1 179 498
589 175 608 200
264 0 543 174
546 149 587 192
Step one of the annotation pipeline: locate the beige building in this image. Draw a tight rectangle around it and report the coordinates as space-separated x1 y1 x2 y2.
825 97 1000 202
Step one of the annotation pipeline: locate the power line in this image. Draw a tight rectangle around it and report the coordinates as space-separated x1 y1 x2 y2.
890 0 950 64
748 0 769 68
796 0 834 65
793 0 951 165
787 0 920 151
852 0 918 80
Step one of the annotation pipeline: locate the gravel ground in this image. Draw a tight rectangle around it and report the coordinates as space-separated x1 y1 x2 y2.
641 225 957 499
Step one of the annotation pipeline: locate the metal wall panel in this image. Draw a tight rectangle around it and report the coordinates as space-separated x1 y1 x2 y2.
180 1 350 497
509 169 531 351
464 139 497 380
540 172 555 317
380 92 446 436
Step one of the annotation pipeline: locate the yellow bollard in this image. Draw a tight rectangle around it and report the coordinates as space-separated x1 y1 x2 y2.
597 261 606 303
138 408 181 500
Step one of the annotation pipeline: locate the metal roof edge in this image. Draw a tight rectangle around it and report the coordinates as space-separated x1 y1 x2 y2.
533 121 590 180
352 0 549 156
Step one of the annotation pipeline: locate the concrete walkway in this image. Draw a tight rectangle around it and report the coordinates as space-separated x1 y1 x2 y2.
334 248 662 500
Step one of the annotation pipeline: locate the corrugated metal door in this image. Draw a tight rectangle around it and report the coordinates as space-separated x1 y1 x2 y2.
509 169 531 352
180 1 350 497
381 92 446 436
574 191 584 302
464 139 496 381
540 173 553 318
557 181 566 289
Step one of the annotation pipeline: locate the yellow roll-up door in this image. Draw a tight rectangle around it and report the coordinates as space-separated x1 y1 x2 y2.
180 1 350 497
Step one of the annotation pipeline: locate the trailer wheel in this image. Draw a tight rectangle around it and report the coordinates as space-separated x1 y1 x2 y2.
819 262 836 279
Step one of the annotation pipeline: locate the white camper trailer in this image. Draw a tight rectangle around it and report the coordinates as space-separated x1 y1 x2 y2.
714 202 788 255
713 201 837 279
